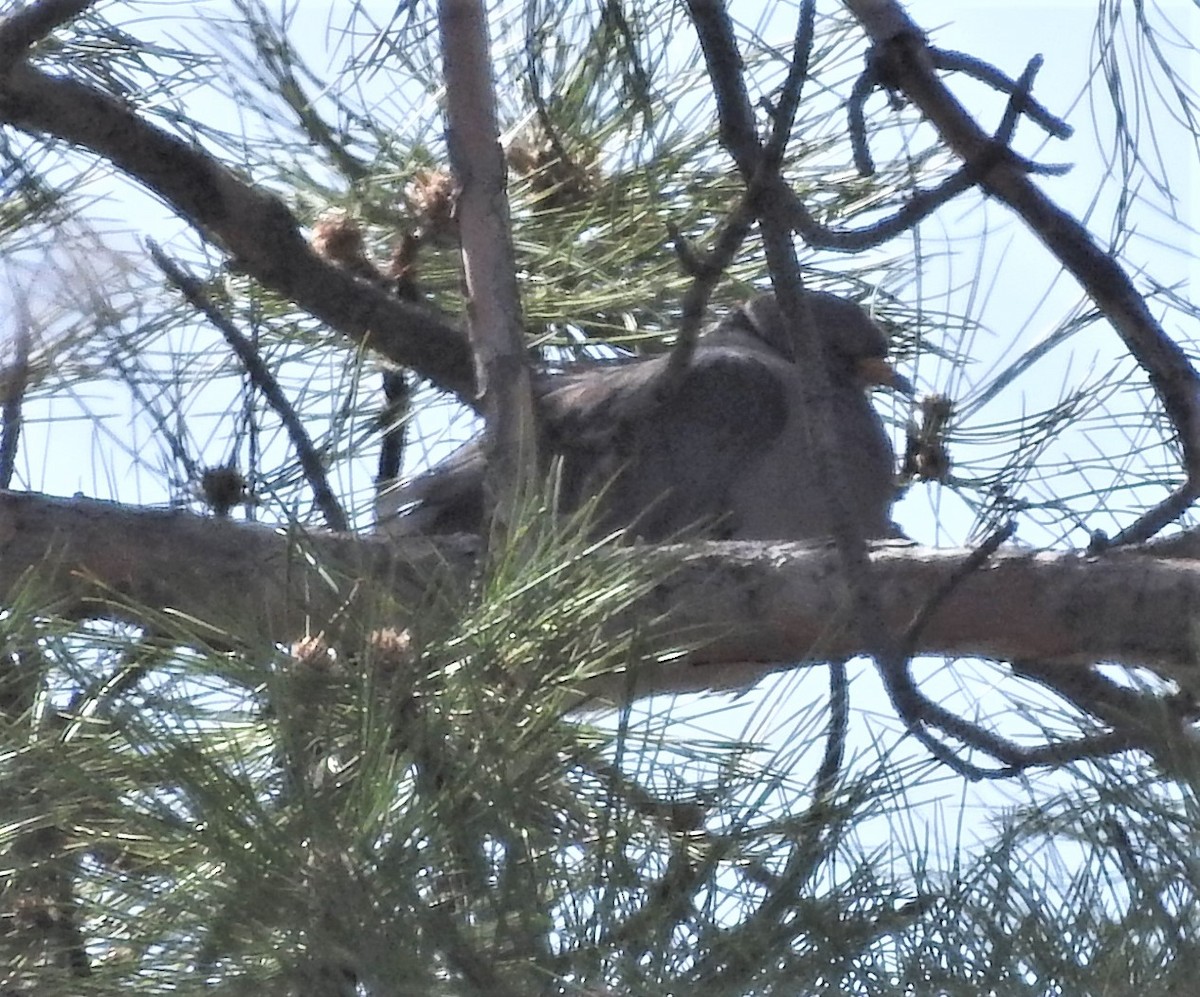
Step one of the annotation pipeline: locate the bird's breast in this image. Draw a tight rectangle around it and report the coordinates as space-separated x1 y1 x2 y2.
723 386 895 541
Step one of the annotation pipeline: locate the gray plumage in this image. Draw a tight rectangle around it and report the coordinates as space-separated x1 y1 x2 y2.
377 291 911 541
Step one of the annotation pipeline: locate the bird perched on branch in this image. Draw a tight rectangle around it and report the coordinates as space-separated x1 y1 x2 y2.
377 291 913 542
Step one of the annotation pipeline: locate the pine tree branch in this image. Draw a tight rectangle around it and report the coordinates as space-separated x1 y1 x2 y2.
0 0 97 73
842 0 1200 547
0 286 31 490
3 490 1200 696
438 0 538 534
148 241 349 533
0 59 478 403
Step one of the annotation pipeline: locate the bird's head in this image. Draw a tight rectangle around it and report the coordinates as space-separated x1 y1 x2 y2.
729 291 913 396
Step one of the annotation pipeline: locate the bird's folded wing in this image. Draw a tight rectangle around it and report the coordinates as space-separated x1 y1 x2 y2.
542 348 791 538
379 346 791 539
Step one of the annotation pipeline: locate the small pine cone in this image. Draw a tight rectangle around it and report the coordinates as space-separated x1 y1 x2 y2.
403 169 457 243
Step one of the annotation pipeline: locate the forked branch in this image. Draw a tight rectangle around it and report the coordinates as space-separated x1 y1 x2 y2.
843 0 1200 549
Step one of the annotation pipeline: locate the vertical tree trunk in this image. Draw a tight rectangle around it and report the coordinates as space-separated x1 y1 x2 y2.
438 0 539 538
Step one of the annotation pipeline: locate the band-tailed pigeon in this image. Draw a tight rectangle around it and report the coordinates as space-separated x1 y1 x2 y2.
377 291 912 541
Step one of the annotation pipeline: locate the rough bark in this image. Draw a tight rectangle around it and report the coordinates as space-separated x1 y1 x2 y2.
2 490 1197 701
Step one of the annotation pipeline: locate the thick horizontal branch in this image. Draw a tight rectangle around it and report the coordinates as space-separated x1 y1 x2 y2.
3 490 1198 700
0 60 477 402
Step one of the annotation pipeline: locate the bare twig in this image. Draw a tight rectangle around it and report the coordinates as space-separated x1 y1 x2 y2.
698 7 983 255
848 40 1072 179
308 214 417 500
148 240 349 533
875 508 1153 779
664 185 757 384
377 370 410 486
0 287 32 490
844 0 1200 548
888 652 1147 777
994 55 1043 146
882 662 1139 780
762 0 817 164
930 46 1073 139
901 518 1015 655
1012 657 1200 770
787 167 978 252
981 55 1073 178
814 660 849 800
800 63 1075 253
847 61 883 176
728 10 1047 259
685 0 818 353
850 49 1068 180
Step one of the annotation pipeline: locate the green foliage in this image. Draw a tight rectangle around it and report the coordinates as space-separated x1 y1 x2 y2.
4 529 1200 992
2 1 1200 994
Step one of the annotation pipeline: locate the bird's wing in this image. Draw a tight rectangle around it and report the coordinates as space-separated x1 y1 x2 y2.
376 440 486 535
380 346 792 539
542 347 791 539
